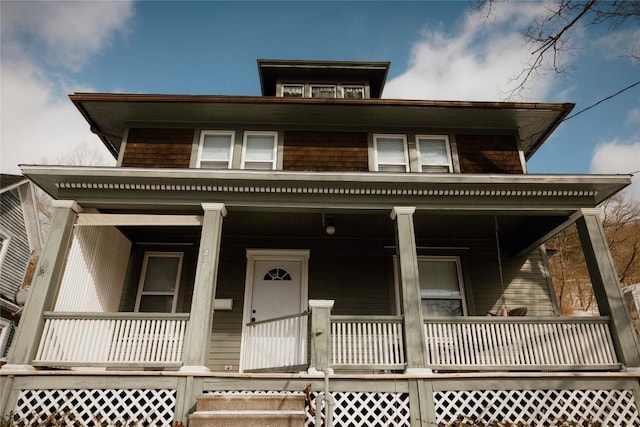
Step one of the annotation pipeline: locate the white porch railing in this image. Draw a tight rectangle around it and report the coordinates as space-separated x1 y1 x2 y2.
423 316 619 370
331 315 405 369
34 312 189 367
240 311 309 372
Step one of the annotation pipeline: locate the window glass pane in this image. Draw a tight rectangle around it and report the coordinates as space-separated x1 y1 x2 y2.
138 295 174 313
344 86 364 99
422 299 463 316
245 135 275 161
419 260 460 294
283 85 303 97
377 138 406 164
143 256 179 292
202 134 231 160
378 164 407 173
419 138 448 165
311 86 336 98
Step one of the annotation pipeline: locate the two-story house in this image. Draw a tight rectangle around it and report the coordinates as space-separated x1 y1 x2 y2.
0 175 42 364
1 60 639 426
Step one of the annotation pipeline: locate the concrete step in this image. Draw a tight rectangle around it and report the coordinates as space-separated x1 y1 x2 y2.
189 410 306 427
195 394 305 411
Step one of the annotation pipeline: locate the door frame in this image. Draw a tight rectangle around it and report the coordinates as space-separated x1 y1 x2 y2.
239 249 310 371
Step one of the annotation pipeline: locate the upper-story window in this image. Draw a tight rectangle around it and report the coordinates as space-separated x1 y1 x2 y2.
343 85 364 99
416 135 453 173
197 131 235 169
373 134 409 172
282 84 304 98
311 85 337 98
242 132 278 170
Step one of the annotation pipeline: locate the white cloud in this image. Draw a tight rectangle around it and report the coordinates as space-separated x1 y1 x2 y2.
590 140 640 201
592 28 640 63
0 1 134 174
627 108 640 125
384 2 558 101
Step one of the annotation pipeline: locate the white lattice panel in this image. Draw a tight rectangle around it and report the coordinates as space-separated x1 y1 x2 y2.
435 389 640 426
13 388 175 426
208 390 411 426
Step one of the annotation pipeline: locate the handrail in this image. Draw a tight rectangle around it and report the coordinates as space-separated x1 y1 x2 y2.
423 316 610 324
246 310 310 327
42 311 190 321
331 315 403 323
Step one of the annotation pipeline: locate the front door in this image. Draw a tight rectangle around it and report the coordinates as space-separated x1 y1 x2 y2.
240 250 309 372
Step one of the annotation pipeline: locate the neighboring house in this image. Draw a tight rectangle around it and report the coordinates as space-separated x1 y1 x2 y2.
0 175 42 362
2 60 639 426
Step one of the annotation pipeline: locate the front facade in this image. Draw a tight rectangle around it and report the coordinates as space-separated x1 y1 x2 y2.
2 60 640 426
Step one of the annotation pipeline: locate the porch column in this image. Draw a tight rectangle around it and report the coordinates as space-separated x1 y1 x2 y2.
576 208 640 367
180 203 226 372
308 299 335 373
391 207 429 374
3 200 81 370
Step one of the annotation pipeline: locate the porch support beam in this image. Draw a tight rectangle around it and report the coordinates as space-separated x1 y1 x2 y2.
180 203 227 372
3 200 81 369
576 208 640 367
391 207 429 374
308 299 335 373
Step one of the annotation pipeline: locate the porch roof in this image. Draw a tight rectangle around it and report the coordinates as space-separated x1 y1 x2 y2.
69 92 573 161
21 165 629 212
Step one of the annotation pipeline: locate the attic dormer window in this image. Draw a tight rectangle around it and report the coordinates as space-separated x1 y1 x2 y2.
343 86 364 99
282 84 303 97
311 85 336 98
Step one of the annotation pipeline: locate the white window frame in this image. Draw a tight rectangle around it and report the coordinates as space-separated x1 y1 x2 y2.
0 229 11 270
134 251 183 313
418 256 467 316
197 130 235 169
372 134 409 172
342 85 365 99
281 84 304 97
241 131 278 170
415 135 453 173
310 84 337 98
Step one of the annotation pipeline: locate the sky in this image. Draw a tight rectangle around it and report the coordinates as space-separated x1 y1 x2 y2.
1 1 639 200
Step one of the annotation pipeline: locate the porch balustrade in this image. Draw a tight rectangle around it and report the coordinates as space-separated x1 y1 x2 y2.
331 315 405 369
34 312 189 367
423 316 619 370
240 311 309 371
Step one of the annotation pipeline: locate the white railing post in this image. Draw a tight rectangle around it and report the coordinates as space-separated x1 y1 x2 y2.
309 299 334 373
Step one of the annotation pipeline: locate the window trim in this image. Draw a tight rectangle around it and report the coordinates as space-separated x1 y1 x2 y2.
0 229 11 270
134 251 184 313
0 317 11 358
415 134 453 173
418 255 467 316
372 134 409 172
196 130 235 169
241 131 278 170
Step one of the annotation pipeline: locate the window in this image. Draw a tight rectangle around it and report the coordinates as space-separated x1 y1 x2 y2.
343 85 364 99
373 134 409 172
418 257 466 316
197 131 235 169
135 252 183 313
282 84 303 97
0 229 10 270
416 135 453 173
0 318 11 358
311 85 336 98
242 132 278 170
263 268 292 281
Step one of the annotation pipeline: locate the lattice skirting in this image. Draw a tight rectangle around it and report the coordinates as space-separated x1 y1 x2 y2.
207 390 411 426
435 389 640 427
11 388 176 426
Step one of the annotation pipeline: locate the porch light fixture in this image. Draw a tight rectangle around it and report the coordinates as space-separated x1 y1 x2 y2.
323 214 336 235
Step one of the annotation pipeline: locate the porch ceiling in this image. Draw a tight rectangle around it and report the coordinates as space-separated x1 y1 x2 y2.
69 93 572 160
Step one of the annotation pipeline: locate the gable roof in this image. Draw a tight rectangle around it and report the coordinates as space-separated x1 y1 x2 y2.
0 174 28 194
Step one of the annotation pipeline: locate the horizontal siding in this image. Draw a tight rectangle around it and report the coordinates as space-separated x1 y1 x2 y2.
466 246 556 316
0 189 31 300
456 134 523 174
283 131 368 172
121 128 194 168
